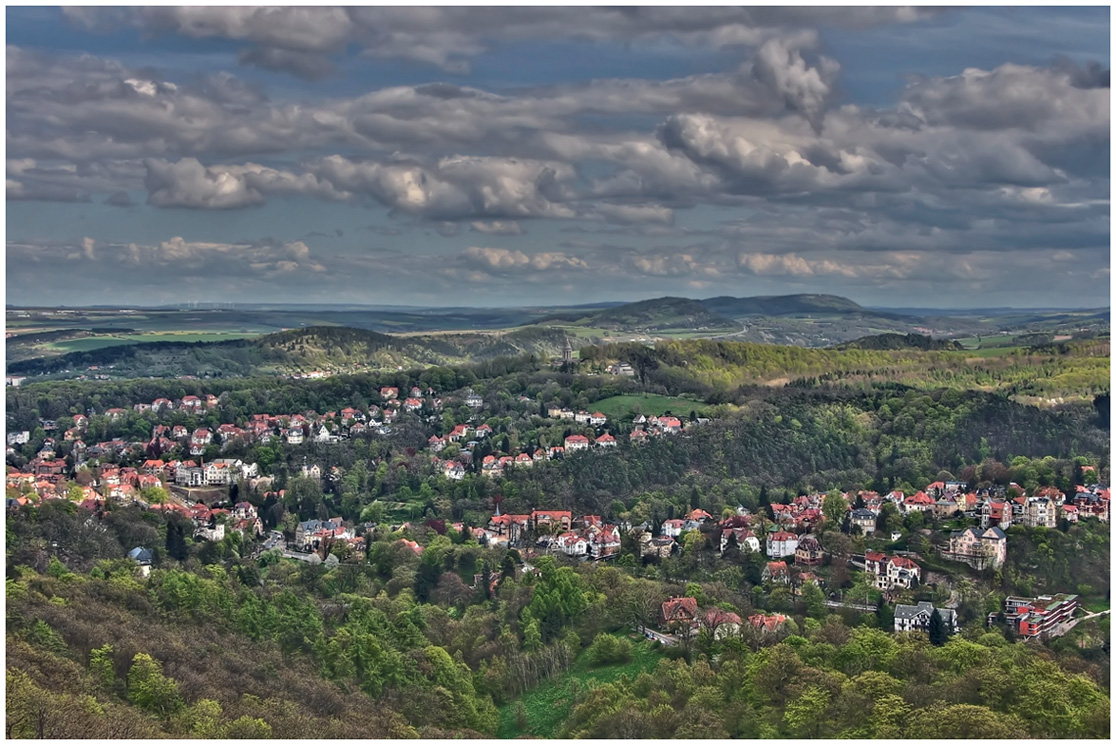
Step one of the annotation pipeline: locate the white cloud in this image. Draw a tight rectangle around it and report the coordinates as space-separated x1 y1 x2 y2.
461 246 588 274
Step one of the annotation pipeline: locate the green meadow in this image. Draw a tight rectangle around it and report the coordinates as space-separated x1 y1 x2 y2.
496 634 661 739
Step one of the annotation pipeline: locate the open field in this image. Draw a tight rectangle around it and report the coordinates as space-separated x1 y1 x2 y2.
496 633 661 739
591 393 711 420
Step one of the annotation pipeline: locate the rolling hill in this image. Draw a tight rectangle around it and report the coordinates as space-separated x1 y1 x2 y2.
534 296 740 332
701 293 868 318
6 326 579 379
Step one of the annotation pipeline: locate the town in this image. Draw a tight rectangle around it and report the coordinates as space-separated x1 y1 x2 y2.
7 383 1109 648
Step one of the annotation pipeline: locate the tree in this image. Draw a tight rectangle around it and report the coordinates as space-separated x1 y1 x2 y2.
928 608 949 647
165 519 188 562
89 644 117 691
127 653 183 718
783 685 830 737
822 491 847 530
801 581 827 620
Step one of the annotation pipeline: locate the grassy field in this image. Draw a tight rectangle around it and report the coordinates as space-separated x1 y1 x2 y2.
591 393 710 421
496 633 662 739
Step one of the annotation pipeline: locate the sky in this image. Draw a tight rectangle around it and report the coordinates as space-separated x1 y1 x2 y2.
5 5 1111 309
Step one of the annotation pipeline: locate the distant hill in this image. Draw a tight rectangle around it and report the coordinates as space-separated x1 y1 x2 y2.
535 296 740 331
834 333 963 351
701 293 866 318
6 325 579 379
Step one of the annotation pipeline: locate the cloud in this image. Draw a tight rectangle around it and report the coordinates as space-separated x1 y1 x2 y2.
589 203 675 226
239 47 336 80
748 33 840 128
470 220 525 235
143 158 345 209
461 246 588 275
899 61 1110 136
62 7 932 77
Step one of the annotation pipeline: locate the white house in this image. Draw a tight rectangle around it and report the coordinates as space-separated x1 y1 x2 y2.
766 530 799 559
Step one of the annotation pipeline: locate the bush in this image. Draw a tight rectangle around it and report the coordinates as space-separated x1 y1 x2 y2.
586 633 633 667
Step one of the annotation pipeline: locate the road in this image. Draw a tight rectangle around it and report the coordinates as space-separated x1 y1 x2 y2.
636 627 678 646
1050 608 1112 637
825 599 878 613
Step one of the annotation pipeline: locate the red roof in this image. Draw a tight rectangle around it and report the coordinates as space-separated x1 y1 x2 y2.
661 596 698 621
703 608 742 626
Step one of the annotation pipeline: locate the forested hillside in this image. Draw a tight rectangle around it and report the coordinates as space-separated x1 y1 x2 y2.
7 326 576 379
580 338 1109 403
6 502 1110 739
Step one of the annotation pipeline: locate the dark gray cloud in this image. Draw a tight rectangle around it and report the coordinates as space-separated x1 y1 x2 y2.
239 46 336 80
63 6 934 76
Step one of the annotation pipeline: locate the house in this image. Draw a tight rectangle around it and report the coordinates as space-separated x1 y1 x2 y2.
794 536 824 566
403 397 423 412
428 435 446 452
1059 503 1079 523
762 560 790 585
687 508 713 523
556 531 588 556
126 546 154 577
903 491 935 514
629 429 649 444
946 526 1007 570
849 508 877 534
720 527 760 554
594 433 617 448
980 500 1013 530
894 601 959 634
475 424 493 438
932 496 962 519
588 412 607 426
564 434 590 452
294 517 350 552
194 521 226 542
380 387 398 400
464 391 484 408
1023 497 1058 528
700 608 742 639
661 519 685 538
640 533 676 559
180 395 203 411
995 594 1080 638
574 410 591 424
766 530 799 559
443 461 465 480
532 509 572 530
587 525 621 559
659 596 698 631
748 613 788 634
883 556 921 590
865 551 922 590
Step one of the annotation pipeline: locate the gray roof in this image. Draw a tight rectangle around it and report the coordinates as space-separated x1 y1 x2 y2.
894 601 956 624
127 546 154 565
850 508 876 519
